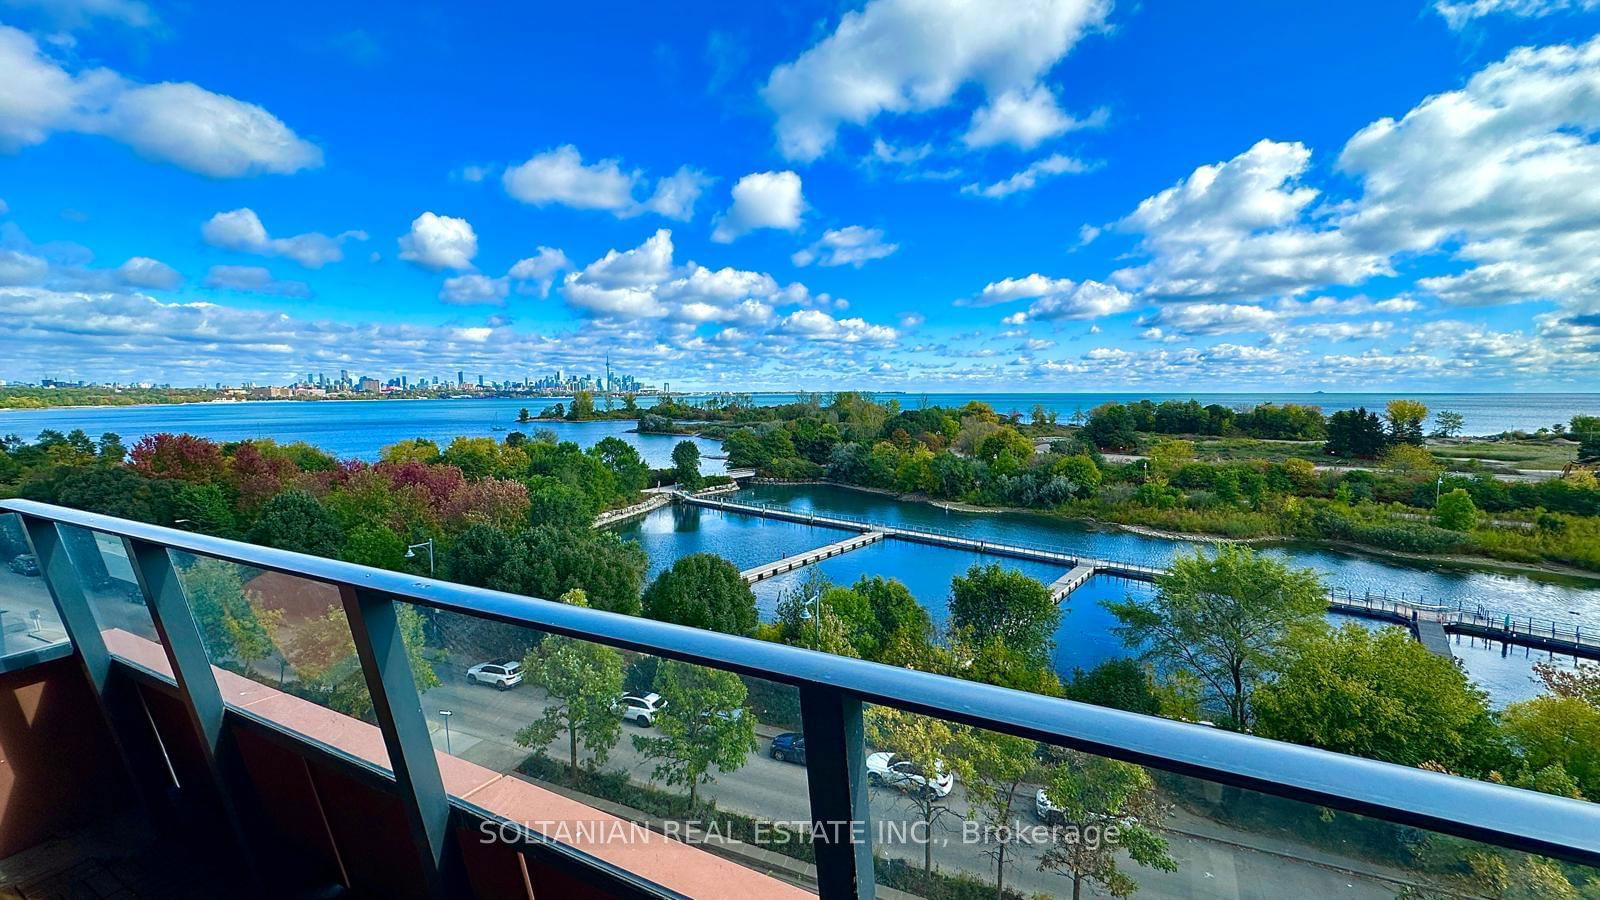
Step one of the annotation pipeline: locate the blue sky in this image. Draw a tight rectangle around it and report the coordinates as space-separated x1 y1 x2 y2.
2 0 1599 391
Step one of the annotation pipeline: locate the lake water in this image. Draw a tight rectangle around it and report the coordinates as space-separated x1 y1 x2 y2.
0 400 726 473
611 485 1600 707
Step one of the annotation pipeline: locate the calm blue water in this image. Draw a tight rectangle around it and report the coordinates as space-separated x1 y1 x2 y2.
0 399 726 473
613 505 854 581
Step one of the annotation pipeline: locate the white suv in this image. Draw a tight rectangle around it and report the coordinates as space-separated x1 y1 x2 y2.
466 660 523 690
618 692 667 727
865 752 954 798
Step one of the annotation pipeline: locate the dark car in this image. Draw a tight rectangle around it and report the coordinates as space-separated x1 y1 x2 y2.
769 732 806 765
8 554 39 577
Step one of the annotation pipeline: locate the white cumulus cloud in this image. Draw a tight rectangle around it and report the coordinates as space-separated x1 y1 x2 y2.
762 0 1109 161
1433 0 1598 28
201 208 366 269
115 256 180 289
0 25 320 176
792 226 898 267
502 145 710 221
398 212 477 272
507 247 571 297
711 171 805 242
962 154 1091 198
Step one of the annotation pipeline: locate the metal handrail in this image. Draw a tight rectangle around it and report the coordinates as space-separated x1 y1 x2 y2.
6 497 1600 879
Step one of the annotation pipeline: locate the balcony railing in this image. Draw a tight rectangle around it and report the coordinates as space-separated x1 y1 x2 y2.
4 496 1600 899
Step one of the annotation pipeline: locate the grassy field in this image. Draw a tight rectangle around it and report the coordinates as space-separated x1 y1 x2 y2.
1159 435 1578 473
1428 439 1578 471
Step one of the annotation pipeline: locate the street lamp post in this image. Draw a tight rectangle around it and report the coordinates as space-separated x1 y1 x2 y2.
405 539 436 575
1436 472 1444 504
438 709 453 755
798 591 823 643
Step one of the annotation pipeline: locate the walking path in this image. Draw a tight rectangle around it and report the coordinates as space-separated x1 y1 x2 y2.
741 532 887 583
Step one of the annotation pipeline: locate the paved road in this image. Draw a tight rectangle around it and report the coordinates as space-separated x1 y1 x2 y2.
421 663 1419 899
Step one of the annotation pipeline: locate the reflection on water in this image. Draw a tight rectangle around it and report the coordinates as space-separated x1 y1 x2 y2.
1450 636 1583 708
612 505 853 580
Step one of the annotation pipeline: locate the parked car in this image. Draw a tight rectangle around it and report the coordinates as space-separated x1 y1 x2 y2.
8 554 39 577
769 732 806 765
1035 788 1063 825
618 692 667 727
466 660 523 690
865 752 953 798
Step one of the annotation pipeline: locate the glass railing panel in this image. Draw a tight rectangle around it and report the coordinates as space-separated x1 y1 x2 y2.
862 712 1600 899
0 512 71 661
165 550 381 766
48 522 159 669
396 600 818 895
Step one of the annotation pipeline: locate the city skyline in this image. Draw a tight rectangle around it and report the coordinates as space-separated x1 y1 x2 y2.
2 2 1600 391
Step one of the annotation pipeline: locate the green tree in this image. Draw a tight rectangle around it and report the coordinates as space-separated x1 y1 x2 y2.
1324 407 1388 458
567 390 596 419
1570 415 1600 464
1049 454 1102 499
173 481 238 538
1064 659 1164 716
97 432 128 462
443 523 512 587
671 440 702 490
1038 751 1178 900
1432 410 1465 438
588 437 650 500
515 590 625 780
1386 399 1429 446
631 661 756 807
54 466 176 524
525 476 600 529
853 575 934 651
1502 696 1600 799
516 407 532 423
248 489 343 557
1435 487 1479 531
1083 405 1139 451
440 436 510 479
1253 624 1503 775
1106 544 1326 730
340 524 409 571
949 564 1059 664
495 527 647 616
958 731 1039 897
641 553 757 635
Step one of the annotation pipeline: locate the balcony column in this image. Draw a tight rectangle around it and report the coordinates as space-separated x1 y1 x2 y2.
339 585 456 897
125 537 265 885
799 685 876 900
18 518 173 819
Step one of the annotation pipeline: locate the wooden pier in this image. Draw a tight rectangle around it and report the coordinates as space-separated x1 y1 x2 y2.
741 532 886 583
1048 565 1098 603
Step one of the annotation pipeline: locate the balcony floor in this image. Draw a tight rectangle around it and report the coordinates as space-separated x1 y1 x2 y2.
0 818 234 900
